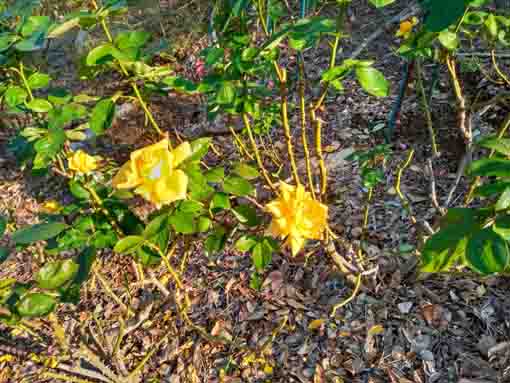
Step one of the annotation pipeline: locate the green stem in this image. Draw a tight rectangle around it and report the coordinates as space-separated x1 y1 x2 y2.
131 82 165 138
19 62 34 101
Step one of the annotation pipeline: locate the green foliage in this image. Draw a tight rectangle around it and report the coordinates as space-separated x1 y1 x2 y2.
422 136 510 275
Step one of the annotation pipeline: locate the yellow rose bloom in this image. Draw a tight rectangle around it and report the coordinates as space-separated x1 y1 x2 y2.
40 200 62 214
266 182 328 256
396 17 418 39
112 138 192 206
68 150 101 174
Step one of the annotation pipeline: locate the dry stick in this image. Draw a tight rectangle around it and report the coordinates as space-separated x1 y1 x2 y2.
416 59 439 158
395 149 417 226
465 112 510 205
280 68 301 185
298 60 316 199
241 113 275 191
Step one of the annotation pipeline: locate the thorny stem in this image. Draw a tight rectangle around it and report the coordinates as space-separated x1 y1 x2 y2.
241 113 275 191
395 149 417 225
279 68 301 185
131 82 166 139
491 49 510 87
257 0 269 35
331 273 362 317
230 126 254 161
446 55 471 144
416 59 439 157
310 106 327 197
93 268 134 316
313 32 341 112
298 60 316 199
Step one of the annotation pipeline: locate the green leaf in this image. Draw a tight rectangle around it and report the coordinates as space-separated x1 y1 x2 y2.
475 181 510 197
211 193 231 212
21 16 51 37
14 32 46 52
143 214 169 239
421 228 468 272
197 216 212 232
241 47 258 61
0 247 9 264
187 138 211 163
421 209 480 272
485 14 498 38
355 67 389 97
249 272 262 290
89 98 115 135
235 235 258 252
216 82 236 105
69 181 90 199
232 204 259 226
26 99 53 113
0 34 19 52
204 226 227 255
113 235 144 254
179 200 204 214
466 228 509 274
438 31 459 50
251 240 273 272
169 211 196 234
86 43 125 66
114 30 150 51
223 176 254 196
12 222 68 244
469 158 510 177
204 47 224 65
479 137 510 156
36 259 79 289
496 188 510 211
463 11 488 25
0 216 6 237
4 86 28 108
48 88 72 105
423 0 466 32
205 167 225 183
369 0 396 7
16 293 56 318
27 73 51 89
494 215 510 241
233 163 259 180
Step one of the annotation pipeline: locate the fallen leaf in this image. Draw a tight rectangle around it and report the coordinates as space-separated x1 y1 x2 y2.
367 324 384 336
308 319 326 331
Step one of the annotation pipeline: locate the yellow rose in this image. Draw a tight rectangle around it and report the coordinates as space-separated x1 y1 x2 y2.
68 150 101 174
266 182 328 256
112 139 192 206
40 200 62 214
396 17 418 39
